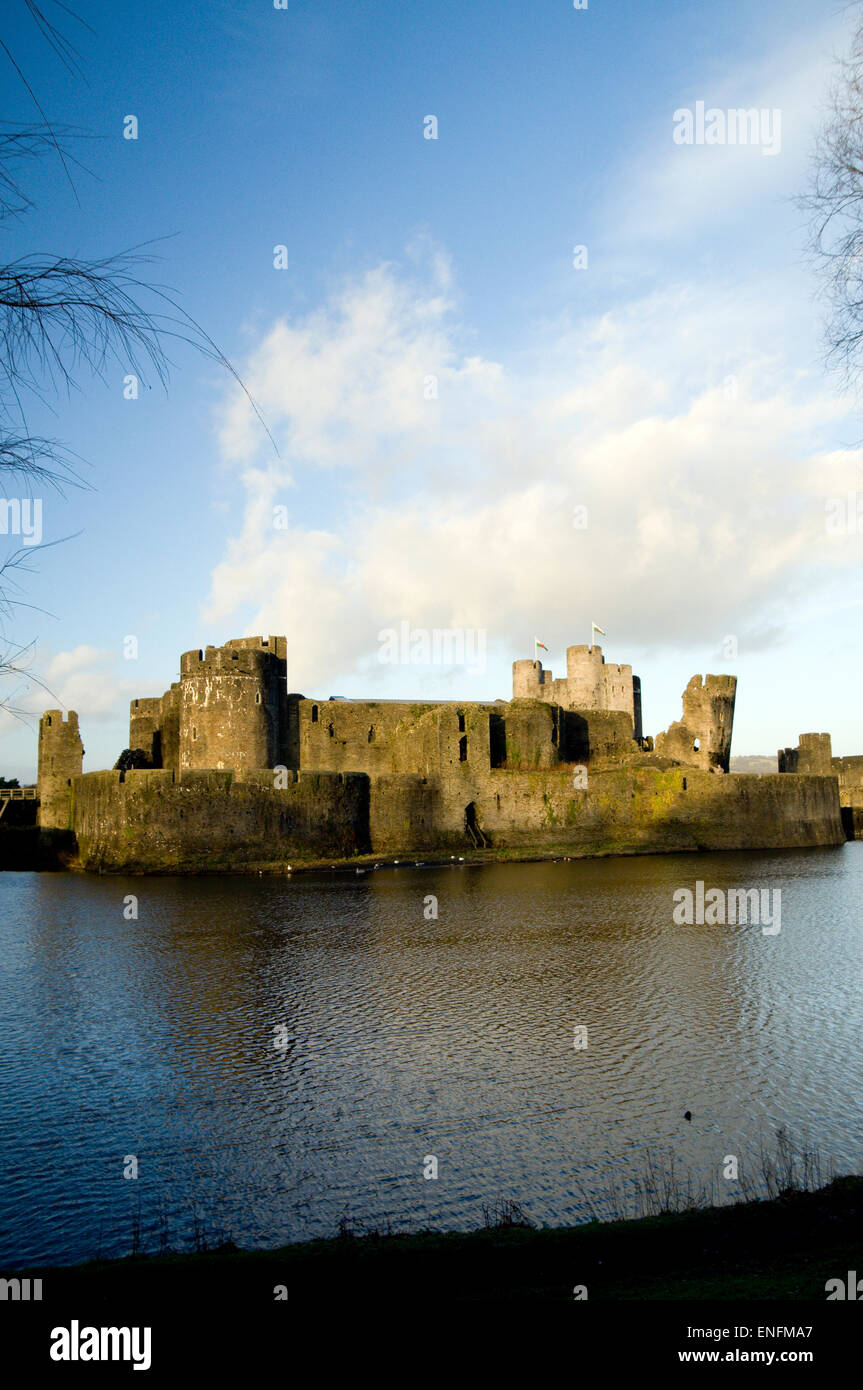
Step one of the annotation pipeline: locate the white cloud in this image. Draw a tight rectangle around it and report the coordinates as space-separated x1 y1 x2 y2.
44 645 108 680
203 16 863 698
615 18 855 248
0 644 137 741
204 246 863 694
218 253 502 474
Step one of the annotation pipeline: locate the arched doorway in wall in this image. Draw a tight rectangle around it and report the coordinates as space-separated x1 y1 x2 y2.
464 801 488 848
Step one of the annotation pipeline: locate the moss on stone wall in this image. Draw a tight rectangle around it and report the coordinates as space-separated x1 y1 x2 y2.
72 768 370 872
58 763 844 873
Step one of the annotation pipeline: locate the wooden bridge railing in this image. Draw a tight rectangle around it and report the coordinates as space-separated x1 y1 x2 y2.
0 786 39 819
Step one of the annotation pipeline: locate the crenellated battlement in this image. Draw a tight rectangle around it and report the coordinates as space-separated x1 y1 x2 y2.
39 709 79 731
180 637 286 679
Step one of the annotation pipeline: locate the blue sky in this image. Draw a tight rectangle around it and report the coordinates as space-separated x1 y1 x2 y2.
1 0 862 779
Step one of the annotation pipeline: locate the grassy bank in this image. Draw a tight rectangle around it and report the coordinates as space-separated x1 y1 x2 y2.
12 1177 863 1303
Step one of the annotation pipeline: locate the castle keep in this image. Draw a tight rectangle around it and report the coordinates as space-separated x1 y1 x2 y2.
35 635 845 872
129 636 290 773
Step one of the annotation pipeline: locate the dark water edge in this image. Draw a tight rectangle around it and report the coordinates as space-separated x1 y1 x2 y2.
0 833 835 876
10 1176 863 1302
0 828 75 871
1 843 862 1270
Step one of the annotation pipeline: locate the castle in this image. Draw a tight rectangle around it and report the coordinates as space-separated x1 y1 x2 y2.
778 732 863 839
33 635 846 872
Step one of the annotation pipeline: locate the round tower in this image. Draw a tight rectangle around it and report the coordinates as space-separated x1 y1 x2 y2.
179 637 287 771
565 645 606 709
512 659 547 700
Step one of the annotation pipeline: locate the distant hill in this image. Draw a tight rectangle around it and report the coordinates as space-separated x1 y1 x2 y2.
730 755 778 774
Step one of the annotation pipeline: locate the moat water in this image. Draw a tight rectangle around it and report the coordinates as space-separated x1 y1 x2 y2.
1 845 862 1268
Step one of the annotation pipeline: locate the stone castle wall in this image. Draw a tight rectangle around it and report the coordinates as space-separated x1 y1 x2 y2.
71 767 369 872
832 753 863 789
160 684 181 773
292 696 641 779
59 763 844 871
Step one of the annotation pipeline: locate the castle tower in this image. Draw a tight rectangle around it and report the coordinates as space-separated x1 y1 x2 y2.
779 733 833 776
797 732 833 776
512 658 551 699
129 697 162 765
179 636 288 771
655 674 737 772
37 709 83 829
511 643 642 741
565 645 606 709
565 645 641 739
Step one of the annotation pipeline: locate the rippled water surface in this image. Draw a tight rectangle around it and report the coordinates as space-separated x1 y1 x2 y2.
2 846 862 1267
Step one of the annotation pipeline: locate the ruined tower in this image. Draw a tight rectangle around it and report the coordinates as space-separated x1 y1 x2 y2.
37 709 83 829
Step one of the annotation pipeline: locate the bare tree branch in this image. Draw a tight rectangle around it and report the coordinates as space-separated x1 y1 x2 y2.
801 12 863 392
0 634 61 724
0 245 278 449
0 1 276 707
0 122 91 221
0 433 85 489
